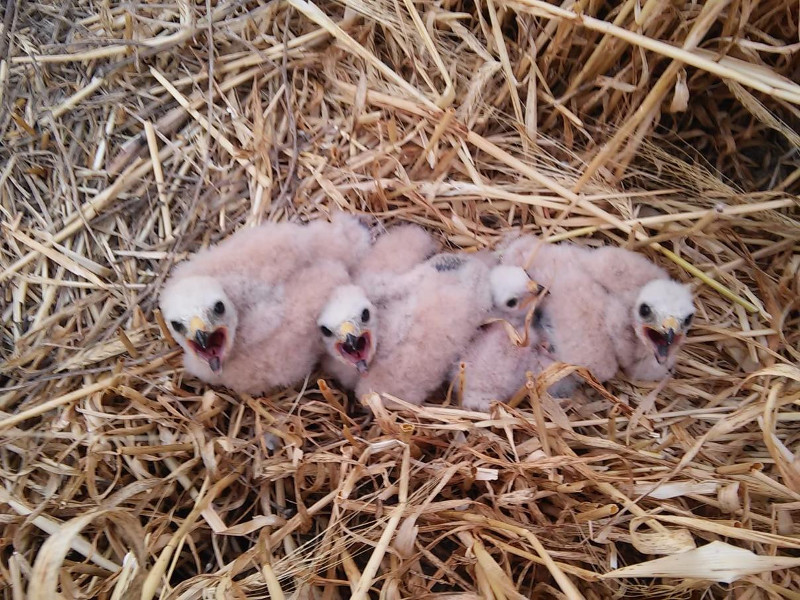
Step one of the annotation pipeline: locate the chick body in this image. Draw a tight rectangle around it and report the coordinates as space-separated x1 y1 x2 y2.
193 259 352 393
456 324 555 411
356 224 440 286
454 254 547 411
579 245 668 305
354 253 493 405
456 306 579 411
501 236 621 381
319 224 439 392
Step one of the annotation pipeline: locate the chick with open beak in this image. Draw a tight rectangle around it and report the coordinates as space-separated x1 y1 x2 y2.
186 313 229 373
634 279 695 367
161 276 237 376
318 285 377 378
332 319 373 374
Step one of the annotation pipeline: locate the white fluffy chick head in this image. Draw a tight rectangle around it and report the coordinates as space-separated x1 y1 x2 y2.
160 275 238 373
489 265 545 318
634 279 694 365
318 285 377 374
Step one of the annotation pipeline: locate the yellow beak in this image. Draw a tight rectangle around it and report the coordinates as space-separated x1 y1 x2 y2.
338 321 357 338
189 315 208 337
662 316 679 332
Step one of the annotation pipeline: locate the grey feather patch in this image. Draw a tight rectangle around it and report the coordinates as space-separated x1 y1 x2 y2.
533 307 556 353
431 253 466 272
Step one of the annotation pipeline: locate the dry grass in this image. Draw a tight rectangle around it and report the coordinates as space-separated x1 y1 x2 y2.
1 1 799 598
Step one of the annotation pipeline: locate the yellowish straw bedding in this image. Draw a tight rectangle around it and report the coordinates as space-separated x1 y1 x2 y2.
1 1 798 598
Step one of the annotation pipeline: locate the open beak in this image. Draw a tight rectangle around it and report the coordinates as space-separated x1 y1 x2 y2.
336 321 373 374
188 316 226 373
645 315 681 365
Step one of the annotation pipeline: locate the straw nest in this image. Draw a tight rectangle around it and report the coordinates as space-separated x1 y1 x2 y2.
1 1 799 598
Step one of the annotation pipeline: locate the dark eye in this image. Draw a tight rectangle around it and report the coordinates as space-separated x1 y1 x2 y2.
213 301 225 315
506 298 518 308
639 303 652 318
170 320 185 334
361 308 370 323
684 313 694 327
320 325 333 337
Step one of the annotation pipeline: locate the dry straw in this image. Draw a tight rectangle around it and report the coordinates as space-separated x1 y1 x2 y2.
1 0 798 598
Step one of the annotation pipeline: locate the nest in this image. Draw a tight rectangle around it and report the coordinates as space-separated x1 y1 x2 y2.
1 1 799 598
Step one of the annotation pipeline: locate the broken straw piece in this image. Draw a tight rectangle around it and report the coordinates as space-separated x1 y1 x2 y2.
602 540 800 583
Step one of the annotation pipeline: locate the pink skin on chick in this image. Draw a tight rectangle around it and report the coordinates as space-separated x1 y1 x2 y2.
355 224 442 303
356 224 440 283
457 323 532 411
354 253 494 406
171 214 369 288
498 234 593 285
578 245 668 305
303 212 372 272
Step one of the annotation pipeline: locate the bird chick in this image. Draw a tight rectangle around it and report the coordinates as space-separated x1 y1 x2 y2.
160 217 369 393
319 252 493 406
501 235 628 382
318 285 377 392
455 265 549 411
534 270 623 382
318 224 439 392
216 258 353 393
621 278 694 380
489 265 545 320
576 246 694 380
